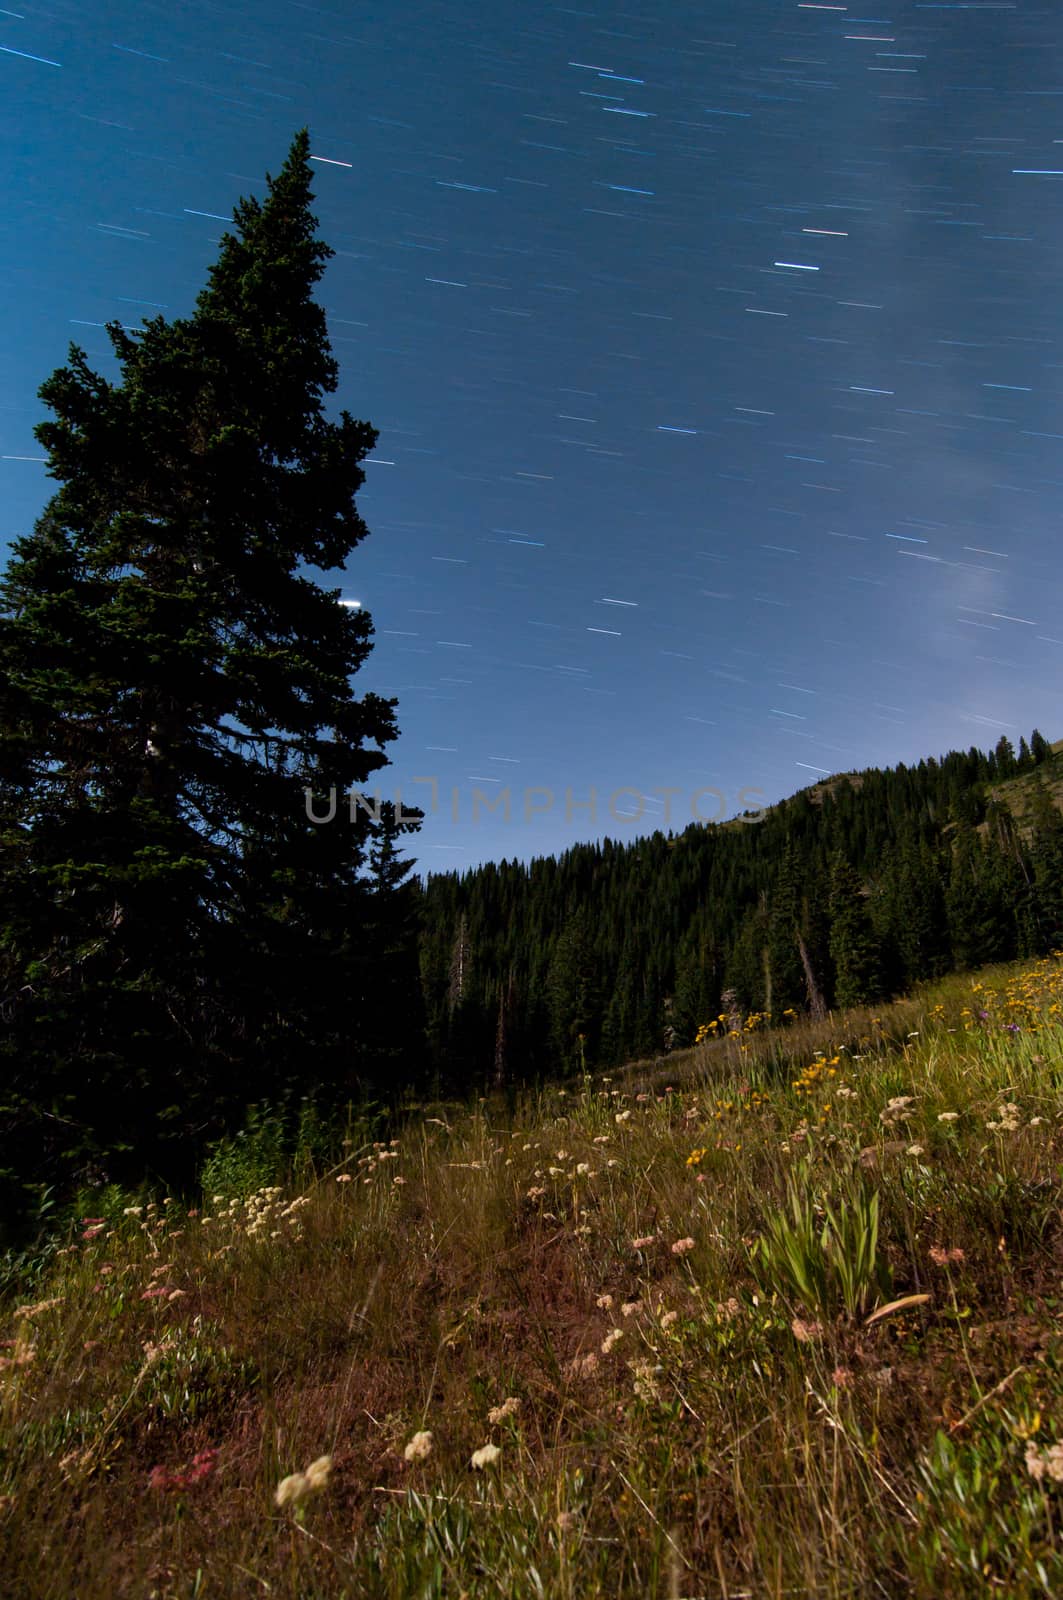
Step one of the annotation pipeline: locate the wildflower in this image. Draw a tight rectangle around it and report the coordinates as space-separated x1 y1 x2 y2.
880 1096 914 1125
1025 1442 1063 1483
487 1397 521 1424
403 1431 434 1463
557 1510 578 1532
937 1112 959 1124
595 1293 614 1310
631 1359 663 1403
987 1103 1021 1133
621 1301 640 1318
12 1298 63 1321
471 1443 501 1470
832 1367 853 1388
631 1235 657 1250
686 1148 707 1167
601 1328 624 1355
671 1237 695 1256
336 1174 353 1183
660 1310 679 1330
929 1246 965 1266
791 1318 824 1343
275 1473 309 1508
615 1110 631 1124
149 1447 218 1493
906 1144 925 1158
274 1455 332 1507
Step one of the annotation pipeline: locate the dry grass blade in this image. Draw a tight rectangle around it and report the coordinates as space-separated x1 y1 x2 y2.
863 1293 931 1327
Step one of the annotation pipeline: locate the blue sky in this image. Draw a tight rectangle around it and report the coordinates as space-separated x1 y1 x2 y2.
3 0 1061 872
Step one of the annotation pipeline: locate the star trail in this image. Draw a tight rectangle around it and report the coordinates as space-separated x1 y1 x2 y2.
2 0 1061 868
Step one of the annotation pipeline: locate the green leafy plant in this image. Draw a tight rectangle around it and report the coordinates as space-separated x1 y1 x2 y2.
199 1104 288 1201
908 1402 1063 1592
755 1169 892 1320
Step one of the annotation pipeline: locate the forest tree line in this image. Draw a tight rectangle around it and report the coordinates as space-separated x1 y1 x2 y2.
415 732 1063 1088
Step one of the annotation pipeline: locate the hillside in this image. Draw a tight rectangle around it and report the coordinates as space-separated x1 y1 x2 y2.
986 743 1063 839
4 954 1063 1597
418 731 1063 1089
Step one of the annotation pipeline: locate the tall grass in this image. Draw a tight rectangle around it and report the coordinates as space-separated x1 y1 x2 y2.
2 953 1063 1597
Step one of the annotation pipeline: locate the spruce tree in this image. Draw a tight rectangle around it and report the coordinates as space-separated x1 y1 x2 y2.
1027 782 1063 952
766 847 807 1017
547 910 601 1071
828 855 884 1009
0 130 410 1201
1030 729 1052 765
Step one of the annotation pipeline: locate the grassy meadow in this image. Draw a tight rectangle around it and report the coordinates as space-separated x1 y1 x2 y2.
4 954 1063 1598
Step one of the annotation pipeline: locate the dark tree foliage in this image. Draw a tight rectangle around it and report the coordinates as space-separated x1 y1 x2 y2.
417 735 1062 1084
828 854 884 1009
0 130 418 1212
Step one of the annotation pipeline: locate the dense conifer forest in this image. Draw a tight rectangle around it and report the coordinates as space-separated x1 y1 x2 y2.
417 731 1063 1087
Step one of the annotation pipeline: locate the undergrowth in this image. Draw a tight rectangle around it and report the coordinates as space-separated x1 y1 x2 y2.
3 954 1063 1597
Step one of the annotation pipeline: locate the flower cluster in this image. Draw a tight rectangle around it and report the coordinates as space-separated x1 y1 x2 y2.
201 1186 311 1243
149 1447 218 1493
275 1455 332 1508
1025 1441 1063 1484
986 1102 1022 1133
880 1095 915 1126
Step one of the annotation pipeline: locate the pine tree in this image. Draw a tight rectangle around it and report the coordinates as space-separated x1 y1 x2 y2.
945 826 1015 972
1030 729 1052 765
1027 781 1063 952
0 130 410 1200
356 801 425 1085
992 735 1017 780
828 855 884 1008
547 910 601 1071
766 847 807 1018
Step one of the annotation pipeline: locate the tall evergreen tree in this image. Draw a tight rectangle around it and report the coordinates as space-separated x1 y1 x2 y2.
0 130 410 1201
1030 728 1052 765
547 910 601 1071
1027 781 1063 952
828 855 884 1009
766 847 807 1017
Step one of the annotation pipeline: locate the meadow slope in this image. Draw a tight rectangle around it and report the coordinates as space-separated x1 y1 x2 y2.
4 956 1063 1598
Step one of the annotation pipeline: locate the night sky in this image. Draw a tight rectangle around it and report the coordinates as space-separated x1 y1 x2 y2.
3 0 1062 873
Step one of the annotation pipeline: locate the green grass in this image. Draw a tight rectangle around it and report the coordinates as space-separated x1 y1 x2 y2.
3 953 1063 1597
